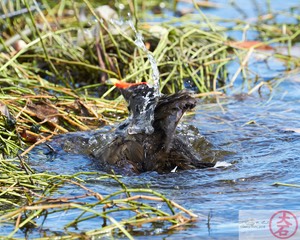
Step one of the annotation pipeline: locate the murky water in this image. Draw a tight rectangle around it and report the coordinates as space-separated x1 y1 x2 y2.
6 1 300 239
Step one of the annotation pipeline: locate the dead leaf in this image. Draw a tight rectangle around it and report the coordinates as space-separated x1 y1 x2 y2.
20 129 39 143
74 99 94 117
227 41 273 50
27 101 59 123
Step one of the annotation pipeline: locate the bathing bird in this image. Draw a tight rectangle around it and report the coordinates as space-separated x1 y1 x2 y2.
92 81 215 174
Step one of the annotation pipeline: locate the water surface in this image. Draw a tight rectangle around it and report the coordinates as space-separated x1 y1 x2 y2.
26 71 300 239
7 0 300 238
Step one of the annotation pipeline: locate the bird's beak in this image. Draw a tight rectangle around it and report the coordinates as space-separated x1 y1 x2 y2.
107 78 147 89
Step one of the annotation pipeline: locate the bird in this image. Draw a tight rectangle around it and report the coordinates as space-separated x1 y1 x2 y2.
91 81 215 174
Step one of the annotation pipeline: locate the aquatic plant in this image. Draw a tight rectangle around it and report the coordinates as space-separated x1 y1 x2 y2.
0 0 300 238
1 0 299 153
0 155 198 238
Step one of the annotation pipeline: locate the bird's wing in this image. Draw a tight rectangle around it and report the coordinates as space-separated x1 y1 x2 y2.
91 135 145 173
154 90 197 150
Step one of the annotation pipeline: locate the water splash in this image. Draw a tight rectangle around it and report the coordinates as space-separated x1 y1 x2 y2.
127 20 160 97
214 161 232 168
125 20 161 134
110 18 161 135
126 85 157 135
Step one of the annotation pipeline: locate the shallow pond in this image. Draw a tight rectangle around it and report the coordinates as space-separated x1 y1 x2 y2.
27 75 300 238
6 0 300 239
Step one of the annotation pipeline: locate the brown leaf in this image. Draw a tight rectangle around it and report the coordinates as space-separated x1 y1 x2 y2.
227 41 273 50
27 101 59 123
20 129 38 143
74 99 93 117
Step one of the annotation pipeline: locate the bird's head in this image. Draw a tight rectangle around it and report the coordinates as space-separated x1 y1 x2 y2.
110 79 158 134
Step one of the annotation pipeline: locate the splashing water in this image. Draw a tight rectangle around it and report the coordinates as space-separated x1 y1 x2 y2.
126 86 157 135
126 20 161 134
110 18 161 135
127 20 160 97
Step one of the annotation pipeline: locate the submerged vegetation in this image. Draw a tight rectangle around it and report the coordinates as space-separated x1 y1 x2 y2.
0 156 197 239
0 0 300 238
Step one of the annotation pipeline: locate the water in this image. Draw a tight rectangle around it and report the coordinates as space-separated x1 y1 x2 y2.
127 21 160 134
127 19 160 96
25 84 300 238
112 18 161 134
4 1 300 239
25 71 300 239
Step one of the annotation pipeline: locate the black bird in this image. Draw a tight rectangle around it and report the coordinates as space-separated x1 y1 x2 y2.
92 81 215 174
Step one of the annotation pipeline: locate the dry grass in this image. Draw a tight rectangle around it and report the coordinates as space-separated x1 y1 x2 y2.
0 0 300 238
